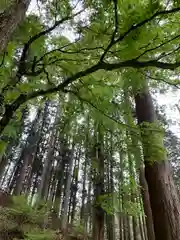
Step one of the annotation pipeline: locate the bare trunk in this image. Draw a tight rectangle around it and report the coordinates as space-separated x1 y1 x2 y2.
80 146 88 223
0 0 31 53
0 156 8 180
135 85 180 240
61 148 74 230
84 180 92 233
139 166 155 240
54 161 65 212
71 151 80 224
107 135 115 240
139 216 146 240
92 125 105 240
37 136 55 200
13 151 32 195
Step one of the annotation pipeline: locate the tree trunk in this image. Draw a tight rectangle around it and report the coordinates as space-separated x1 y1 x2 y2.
0 0 30 54
135 84 180 240
84 180 92 233
37 135 55 200
80 132 89 223
54 160 65 212
92 124 105 240
71 150 80 224
13 150 32 195
139 166 155 240
107 134 115 240
61 147 74 230
0 155 8 180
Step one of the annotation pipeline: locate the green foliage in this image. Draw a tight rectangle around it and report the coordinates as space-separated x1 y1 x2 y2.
72 223 85 235
25 229 55 240
95 191 143 217
123 200 142 217
0 195 90 240
140 121 167 162
0 140 7 156
0 0 13 11
0 196 53 239
0 0 180 237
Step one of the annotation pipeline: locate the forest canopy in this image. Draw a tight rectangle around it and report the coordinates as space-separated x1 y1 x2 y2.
0 0 180 240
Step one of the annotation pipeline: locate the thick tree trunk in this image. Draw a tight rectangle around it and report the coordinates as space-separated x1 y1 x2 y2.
135 85 180 240
0 0 31 54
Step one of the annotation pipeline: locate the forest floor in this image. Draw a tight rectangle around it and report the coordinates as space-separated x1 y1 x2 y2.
0 190 91 240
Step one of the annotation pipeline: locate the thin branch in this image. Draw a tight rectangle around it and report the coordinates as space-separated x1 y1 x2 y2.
63 89 135 130
42 65 54 86
136 34 180 59
0 52 6 68
156 45 180 60
138 34 159 51
36 40 80 63
140 71 180 89
100 0 118 61
1 10 83 95
100 7 180 61
18 9 83 71
115 7 180 44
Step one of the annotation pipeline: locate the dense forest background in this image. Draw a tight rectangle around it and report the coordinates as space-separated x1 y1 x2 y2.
0 0 180 239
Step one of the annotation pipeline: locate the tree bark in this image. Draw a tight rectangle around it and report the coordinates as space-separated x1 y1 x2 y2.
13 150 32 195
37 135 55 200
139 166 155 240
135 84 180 240
92 124 105 240
71 150 80 224
0 0 31 54
61 151 74 229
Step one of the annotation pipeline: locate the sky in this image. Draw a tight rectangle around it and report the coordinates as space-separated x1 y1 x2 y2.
28 0 180 136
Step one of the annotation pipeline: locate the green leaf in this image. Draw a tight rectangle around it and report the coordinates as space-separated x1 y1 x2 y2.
3 125 17 138
0 140 7 156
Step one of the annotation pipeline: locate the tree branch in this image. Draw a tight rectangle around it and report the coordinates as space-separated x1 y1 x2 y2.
136 34 180 59
140 71 180 89
62 89 134 130
100 0 118 61
1 10 83 94
100 7 180 61
115 7 180 44
1 57 180 134
18 9 83 70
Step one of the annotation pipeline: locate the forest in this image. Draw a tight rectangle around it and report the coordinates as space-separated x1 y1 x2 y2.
0 0 180 239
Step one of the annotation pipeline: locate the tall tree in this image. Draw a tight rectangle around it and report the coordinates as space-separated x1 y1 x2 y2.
135 83 180 240
0 0 31 54
92 123 105 240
